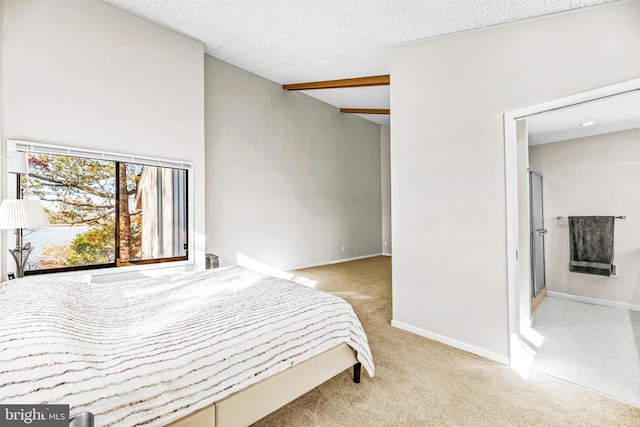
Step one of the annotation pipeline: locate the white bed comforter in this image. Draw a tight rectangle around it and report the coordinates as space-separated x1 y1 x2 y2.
0 267 374 426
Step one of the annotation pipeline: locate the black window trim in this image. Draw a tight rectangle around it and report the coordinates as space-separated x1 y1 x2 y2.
9 140 192 276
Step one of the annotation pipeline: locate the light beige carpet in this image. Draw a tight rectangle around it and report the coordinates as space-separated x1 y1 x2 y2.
252 256 640 427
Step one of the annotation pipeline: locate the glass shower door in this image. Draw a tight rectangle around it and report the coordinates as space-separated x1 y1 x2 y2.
529 169 546 298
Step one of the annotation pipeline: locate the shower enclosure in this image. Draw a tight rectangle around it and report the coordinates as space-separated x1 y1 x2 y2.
529 169 546 305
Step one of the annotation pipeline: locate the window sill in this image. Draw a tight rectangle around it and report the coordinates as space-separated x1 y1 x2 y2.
25 258 196 282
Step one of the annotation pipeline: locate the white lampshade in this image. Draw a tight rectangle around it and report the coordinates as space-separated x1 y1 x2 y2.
6 150 28 174
0 199 50 229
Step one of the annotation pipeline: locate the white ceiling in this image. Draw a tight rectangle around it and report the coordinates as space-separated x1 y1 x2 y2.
105 0 617 126
527 90 640 145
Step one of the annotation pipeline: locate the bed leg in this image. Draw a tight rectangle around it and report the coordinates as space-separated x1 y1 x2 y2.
353 363 361 383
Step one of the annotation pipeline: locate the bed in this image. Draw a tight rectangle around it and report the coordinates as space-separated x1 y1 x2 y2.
0 266 374 426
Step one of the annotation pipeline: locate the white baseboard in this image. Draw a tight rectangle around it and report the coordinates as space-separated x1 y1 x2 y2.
382 252 392 257
390 319 510 365
289 253 385 271
546 291 640 312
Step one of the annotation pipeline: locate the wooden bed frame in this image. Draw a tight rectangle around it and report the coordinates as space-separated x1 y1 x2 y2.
166 343 361 427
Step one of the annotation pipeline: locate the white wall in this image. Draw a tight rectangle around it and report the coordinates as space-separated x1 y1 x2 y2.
529 129 640 307
391 0 640 360
0 3 4 198
1 0 205 281
205 55 383 270
381 125 392 255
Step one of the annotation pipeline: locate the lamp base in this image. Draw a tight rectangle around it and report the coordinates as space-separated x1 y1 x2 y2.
8 247 33 278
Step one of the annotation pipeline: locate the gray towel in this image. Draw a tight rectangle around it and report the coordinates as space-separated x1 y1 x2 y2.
568 216 615 276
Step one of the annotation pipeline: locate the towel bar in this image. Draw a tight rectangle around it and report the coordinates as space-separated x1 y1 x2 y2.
556 215 626 220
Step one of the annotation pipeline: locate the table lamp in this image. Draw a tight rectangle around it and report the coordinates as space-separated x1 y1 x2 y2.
0 199 50 278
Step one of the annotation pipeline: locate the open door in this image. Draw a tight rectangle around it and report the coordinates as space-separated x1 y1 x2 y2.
529 169 546 312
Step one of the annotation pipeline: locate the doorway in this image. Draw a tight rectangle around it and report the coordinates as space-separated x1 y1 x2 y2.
504 77 640 405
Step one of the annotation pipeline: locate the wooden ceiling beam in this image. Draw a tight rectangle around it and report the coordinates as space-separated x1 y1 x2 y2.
283 74 390 91
340 108 390 115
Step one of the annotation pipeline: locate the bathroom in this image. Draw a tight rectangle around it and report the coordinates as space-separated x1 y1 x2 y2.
523 91 640 406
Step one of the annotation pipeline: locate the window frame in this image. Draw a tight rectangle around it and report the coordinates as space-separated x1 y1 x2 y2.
8 139 193 276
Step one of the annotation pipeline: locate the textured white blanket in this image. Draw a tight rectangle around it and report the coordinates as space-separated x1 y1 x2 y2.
0 267 374 426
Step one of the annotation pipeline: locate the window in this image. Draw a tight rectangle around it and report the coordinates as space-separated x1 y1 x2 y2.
16 146 189 275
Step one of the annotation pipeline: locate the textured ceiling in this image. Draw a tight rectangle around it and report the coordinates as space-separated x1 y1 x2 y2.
105 0 617 126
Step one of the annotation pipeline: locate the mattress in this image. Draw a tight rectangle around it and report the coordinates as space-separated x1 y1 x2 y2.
0 267 374 426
